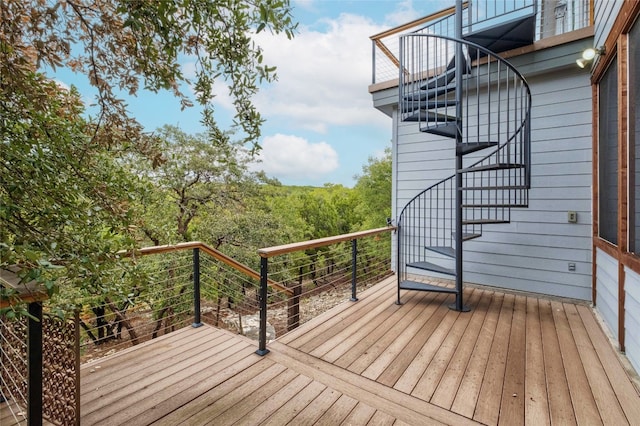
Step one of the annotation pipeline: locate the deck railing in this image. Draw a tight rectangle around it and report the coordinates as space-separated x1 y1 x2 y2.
255 226 395 355
371 0 592 85
1 228 394 422
0 242 284 425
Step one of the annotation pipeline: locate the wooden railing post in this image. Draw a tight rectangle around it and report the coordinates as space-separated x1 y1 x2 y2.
350 239 358 302
287 268 303 331
192 248 202 328
27 301 43 426
256 256 269 356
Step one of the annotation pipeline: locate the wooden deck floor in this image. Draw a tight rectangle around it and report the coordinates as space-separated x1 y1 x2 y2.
8 275 640 425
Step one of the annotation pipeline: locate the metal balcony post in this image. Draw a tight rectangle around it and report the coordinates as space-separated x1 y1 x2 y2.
256 256 269 356
27 301 43 426
192 248 202 328
350 239 358 302
452 0 470 312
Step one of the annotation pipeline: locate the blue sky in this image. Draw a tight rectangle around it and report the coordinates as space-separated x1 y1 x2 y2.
55 0 453 187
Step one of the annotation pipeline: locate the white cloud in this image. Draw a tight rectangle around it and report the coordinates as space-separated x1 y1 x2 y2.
292 0 315 12
383 0 424 26
252 13 390 134
251 133 339 180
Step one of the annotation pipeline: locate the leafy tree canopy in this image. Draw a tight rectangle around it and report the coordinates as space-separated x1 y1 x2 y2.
1 0 297 154
1 72 140 297
1 0 297 303
354 148 392 229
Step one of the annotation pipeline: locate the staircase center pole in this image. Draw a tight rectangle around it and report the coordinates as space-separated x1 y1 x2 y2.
452 0 469 312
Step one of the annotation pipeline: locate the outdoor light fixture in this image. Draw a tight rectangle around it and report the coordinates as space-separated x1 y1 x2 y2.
576 46 606 68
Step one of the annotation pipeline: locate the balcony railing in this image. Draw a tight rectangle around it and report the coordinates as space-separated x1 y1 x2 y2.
371 0 592 85
0 227 394 424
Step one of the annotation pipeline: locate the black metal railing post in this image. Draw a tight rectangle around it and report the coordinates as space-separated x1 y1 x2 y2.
256 256 269 356
350 239 358 302
192 248 202 328
27 301 43 426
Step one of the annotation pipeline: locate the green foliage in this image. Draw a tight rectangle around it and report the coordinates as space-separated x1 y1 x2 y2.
0 72 140 305
1 0 297 312
1 0 298 151
130 125 253 244
353 148 392 229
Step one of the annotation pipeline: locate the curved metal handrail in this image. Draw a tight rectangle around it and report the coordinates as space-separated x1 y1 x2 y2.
397 33 532 223
396 32 532 286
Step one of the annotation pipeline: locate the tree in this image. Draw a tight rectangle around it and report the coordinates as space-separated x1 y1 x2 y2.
132 125 252 244
1 0 297 153
354 148 392 229
0 73 140 298
1 0 297 304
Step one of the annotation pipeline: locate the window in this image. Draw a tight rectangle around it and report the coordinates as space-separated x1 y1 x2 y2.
631 19 640 252
599 57 618 245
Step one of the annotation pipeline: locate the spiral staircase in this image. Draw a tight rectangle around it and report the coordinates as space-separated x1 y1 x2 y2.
395 7 533 311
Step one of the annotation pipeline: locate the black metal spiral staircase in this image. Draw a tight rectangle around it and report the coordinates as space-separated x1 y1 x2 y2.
395 17 532 310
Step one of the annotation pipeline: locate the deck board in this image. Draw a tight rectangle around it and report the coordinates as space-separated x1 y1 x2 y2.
412 288 483 402
450 291 504 418
473 292 515 425
551 300 602 425
70 275 640 425
524 297 550 426
430 287 493 409
539 299 577 425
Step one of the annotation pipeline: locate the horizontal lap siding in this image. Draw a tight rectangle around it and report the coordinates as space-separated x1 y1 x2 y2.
394 67 593 299
594 0 624 48
596 248 619 337
624 267 640 374
465 70 593 299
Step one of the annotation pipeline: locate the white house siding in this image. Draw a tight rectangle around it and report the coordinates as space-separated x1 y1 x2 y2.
596 248 619 337
594 0 624 48
624 267 640 373
384 62 593 299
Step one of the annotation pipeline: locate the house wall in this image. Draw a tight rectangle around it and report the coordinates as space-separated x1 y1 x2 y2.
594 0 623 48
590 0 640 376
624 266 640 373
596 248 619 336
464 69 592 300
376 61 593 300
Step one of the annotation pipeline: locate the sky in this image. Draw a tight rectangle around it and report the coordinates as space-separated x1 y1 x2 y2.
56 0 454 187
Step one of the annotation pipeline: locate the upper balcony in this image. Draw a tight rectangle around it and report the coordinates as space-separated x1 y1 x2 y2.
371 0 593 86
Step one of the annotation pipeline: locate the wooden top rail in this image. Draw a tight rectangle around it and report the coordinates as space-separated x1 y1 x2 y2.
369 4 462 40
121 241 293 296
1 266 49 308
258 226 396 258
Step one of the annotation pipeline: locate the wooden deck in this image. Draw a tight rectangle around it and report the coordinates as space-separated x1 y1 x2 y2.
5 275 640 425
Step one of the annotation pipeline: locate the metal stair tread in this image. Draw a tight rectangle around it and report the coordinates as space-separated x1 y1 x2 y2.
406 261 455 276
420 67 457 90
404 110 459 123
460 163 525 173
463 185 529 191
403 83 456 102
462 203 528 208
425 246 455 258
422 122 458 138
401 99 458 113
462 219 510 225
457 141 499 155
452 232 482 241
399 279 458 294
420 54 470 90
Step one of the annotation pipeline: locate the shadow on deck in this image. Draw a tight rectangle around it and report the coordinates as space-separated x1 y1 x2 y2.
30 275 640 425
